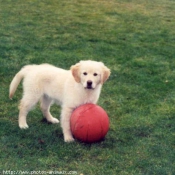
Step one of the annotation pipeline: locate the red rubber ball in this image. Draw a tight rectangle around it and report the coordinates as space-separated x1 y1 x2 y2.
70 103 109 143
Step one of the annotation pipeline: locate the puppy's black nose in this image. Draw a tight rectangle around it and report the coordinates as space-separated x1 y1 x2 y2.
87 80 92 88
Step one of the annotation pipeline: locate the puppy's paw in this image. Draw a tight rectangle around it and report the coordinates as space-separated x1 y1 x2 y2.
64 135 75 142
49 117 59 124
19 123 29 129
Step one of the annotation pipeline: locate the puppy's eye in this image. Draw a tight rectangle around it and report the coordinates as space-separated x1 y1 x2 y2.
93 73 98 76
83 72 87 75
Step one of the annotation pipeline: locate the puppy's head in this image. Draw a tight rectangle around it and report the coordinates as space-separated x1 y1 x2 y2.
71 60 110 90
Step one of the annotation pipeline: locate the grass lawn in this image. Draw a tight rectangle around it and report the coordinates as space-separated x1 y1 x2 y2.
0 0 175 174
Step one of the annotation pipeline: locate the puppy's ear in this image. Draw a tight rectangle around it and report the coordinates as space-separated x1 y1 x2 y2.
101 65 111 84
71 63 81 83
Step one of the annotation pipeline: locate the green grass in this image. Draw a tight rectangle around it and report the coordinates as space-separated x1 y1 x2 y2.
1 0 175 174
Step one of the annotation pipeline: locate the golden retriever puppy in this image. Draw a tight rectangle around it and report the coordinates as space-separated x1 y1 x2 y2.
9 60 110 142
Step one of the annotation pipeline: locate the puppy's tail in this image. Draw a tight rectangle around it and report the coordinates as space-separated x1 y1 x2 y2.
9 65 33 99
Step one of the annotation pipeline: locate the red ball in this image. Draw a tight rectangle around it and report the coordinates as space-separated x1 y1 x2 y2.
70 103 109 143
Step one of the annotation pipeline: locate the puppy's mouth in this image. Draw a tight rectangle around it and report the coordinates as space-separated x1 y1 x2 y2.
85 86 94 90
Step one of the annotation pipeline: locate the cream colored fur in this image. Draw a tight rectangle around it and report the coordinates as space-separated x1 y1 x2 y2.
9 60 110 142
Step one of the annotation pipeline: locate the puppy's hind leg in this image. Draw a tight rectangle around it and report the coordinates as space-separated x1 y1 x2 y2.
40 95 59 124
19 95 39 129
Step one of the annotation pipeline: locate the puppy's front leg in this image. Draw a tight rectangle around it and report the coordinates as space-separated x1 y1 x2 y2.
61 107 74 142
